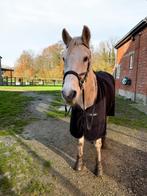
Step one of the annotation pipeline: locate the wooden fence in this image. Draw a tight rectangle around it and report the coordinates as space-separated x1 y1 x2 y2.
0 76 62 86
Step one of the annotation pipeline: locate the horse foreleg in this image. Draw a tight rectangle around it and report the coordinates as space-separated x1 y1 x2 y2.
74 136 84 171
101 117 109 149
94 138 103 176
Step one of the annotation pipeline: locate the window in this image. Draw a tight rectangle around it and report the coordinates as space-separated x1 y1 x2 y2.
129 54 134 69
116 64 120 79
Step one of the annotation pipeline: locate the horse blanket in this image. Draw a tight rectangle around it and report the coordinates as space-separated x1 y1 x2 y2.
70 71 115 141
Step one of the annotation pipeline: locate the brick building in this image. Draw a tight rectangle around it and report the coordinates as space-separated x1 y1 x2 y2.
114 17 147 104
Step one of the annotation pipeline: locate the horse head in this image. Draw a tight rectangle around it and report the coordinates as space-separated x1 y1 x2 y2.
61 26 92 106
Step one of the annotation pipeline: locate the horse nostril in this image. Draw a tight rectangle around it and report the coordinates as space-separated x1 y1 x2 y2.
62 90 77 101
67 90 77 100
71 90 77 99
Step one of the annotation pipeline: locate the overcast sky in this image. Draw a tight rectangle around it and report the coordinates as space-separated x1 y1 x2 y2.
0 0 147 67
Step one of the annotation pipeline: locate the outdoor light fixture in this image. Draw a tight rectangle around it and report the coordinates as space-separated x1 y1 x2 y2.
122 77 131 85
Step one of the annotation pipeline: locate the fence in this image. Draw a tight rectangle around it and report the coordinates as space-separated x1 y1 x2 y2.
0 76 63 86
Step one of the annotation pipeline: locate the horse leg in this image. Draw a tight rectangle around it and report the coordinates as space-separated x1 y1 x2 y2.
101 136 106 149
74 136 84 171
94 138 103 176
101 117 109 149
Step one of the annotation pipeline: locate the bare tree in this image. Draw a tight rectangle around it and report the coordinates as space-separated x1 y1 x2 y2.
92 38 117 73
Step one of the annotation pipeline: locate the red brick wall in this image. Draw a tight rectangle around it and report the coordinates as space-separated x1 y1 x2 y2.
116 27 147 96
136 28 147 95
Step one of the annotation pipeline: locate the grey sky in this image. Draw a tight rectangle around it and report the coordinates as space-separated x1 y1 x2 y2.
0 0 147 66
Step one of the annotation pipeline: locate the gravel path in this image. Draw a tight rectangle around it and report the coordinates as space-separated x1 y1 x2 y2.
22 92 147 196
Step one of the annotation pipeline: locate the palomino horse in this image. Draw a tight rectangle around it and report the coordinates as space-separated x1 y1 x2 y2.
61 26 115 176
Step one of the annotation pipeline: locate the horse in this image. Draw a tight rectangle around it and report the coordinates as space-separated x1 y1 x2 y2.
61 26 115 176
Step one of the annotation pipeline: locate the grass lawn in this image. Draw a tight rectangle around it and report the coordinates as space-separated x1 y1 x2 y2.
109 96 147 130
0 85 62 92
0 91 33 135
0 138 53 195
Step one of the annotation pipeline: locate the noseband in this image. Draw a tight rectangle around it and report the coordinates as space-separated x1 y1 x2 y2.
63 61 90 90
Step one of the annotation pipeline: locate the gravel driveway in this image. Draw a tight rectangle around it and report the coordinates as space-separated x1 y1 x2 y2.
22 92 147 196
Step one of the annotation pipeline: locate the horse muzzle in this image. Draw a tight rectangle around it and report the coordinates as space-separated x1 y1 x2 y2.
62 90 77 104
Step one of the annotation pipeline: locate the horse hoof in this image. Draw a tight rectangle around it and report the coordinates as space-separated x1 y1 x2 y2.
74 156 84 171
95 162 103 176
95 168 103 176
94 167 103 176
74 163 84 171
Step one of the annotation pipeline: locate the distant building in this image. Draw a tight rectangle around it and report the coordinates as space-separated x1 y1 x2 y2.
0 56 14 85
114 17 147 104
1 67 14 77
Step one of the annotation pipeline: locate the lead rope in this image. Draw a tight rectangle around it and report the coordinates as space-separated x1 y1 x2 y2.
64 104 72 117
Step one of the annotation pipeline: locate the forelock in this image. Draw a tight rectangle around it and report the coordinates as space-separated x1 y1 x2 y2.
66 37 91 56
67 37 82 50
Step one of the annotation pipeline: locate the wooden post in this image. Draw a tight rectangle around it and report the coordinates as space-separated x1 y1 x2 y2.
10 71 13 85
14 77 16 86
6 76 8 86
2 77 3 86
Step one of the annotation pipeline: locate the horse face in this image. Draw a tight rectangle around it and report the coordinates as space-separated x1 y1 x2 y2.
61 26 91 105
62 45 90 105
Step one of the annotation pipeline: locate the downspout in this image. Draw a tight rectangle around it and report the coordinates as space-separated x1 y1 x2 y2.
134 33 141 102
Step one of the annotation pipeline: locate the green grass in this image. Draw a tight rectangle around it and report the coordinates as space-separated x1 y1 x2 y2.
0 91 33 135
0 138 53 195
23 179 53 194
0 85 62 92
0 130 14 136
109 96 147 130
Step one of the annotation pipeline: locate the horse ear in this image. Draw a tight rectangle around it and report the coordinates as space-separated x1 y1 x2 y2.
81 25 91 48
62 28 72 46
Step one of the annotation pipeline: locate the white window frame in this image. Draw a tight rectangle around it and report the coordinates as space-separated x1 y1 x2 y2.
129 54 134 70
116 64 121 79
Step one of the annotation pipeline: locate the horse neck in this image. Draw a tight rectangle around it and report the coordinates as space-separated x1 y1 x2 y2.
78 69 97 109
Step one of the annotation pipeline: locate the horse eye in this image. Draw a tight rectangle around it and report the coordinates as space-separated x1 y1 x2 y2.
62 57 65 61
83 56 88 62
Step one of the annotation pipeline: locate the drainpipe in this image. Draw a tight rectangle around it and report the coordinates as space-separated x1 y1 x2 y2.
0 56 2 85
134 33 141 102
